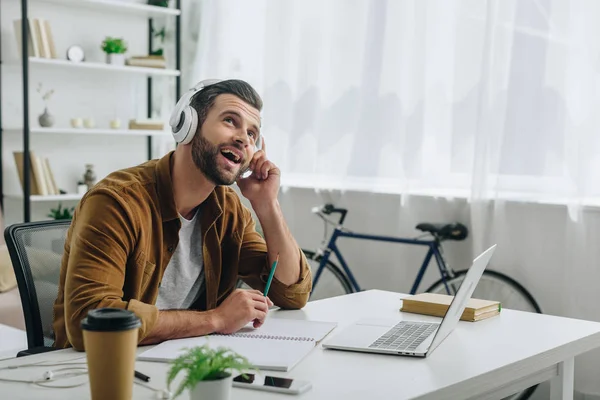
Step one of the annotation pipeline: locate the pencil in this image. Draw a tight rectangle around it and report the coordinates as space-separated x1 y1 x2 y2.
263 253 280 297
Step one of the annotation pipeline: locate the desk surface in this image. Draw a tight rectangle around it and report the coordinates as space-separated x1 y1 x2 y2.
0 324 27 361
2 290 600 400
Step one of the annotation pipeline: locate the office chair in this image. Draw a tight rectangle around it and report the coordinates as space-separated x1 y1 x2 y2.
4 219 71 356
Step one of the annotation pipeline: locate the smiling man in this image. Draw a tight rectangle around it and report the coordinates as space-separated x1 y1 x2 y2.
52 79 312 351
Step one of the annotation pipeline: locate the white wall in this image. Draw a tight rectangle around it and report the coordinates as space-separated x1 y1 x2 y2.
1 0 176 225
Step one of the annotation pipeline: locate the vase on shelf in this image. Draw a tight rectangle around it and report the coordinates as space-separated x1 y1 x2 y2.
83 164 97 191
38 108 54 128
106 53 125 66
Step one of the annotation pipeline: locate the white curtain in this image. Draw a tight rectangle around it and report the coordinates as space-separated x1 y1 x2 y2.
187 0 600 395
187 0 600 205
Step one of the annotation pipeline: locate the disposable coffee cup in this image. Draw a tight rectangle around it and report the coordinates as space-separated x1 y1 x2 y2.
81 308 141 400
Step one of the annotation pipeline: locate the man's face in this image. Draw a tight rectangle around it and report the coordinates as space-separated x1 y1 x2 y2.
191 94 261 185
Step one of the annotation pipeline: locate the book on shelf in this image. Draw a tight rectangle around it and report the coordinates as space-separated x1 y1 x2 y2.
128 119 164 130
400 292 501 322
13 18 57 59
13 151 60 196
126 55 166 69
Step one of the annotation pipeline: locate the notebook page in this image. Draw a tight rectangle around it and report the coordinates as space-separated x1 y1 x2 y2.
229 318 337 342
138 335 316 372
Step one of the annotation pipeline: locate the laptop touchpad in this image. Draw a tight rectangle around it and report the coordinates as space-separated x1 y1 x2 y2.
325 323 391 348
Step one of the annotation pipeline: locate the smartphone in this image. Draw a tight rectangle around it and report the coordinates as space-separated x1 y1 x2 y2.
239 135 264 179
233 373 312 395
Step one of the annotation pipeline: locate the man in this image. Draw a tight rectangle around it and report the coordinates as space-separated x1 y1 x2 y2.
53 79 312 351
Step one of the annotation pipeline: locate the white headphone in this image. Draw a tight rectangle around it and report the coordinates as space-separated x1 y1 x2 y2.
169 78 263 150
169 78 222 145
0 360 172 399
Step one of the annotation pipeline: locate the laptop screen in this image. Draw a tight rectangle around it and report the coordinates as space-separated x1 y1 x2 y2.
427 244 496 354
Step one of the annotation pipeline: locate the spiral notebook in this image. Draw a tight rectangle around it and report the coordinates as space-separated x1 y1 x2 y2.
137 318 337 371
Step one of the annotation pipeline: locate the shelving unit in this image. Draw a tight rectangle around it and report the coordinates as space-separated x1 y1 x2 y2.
0 0 182 222
4 128 173 137
5 193 83 202
29 57 181 77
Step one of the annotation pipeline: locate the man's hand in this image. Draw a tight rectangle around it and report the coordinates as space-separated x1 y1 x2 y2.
237 138 280 204
212 289 274 334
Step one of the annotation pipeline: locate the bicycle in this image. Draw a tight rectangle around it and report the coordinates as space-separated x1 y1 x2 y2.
302 204 542 400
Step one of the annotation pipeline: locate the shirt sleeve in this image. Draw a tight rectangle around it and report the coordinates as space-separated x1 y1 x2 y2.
237 206 312 309
63 189 159 351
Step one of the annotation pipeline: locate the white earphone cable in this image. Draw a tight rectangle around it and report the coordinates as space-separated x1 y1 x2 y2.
0 359 172 398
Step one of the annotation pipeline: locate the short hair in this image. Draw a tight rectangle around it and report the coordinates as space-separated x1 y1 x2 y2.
189 79 263 131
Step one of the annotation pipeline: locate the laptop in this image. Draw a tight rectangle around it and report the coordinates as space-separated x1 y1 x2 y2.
322 244 497 358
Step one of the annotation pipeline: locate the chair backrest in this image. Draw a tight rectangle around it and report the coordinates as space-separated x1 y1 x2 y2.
4 220 71 349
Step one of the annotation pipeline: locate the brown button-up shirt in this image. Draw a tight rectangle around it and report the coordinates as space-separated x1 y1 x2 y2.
53 151 312 351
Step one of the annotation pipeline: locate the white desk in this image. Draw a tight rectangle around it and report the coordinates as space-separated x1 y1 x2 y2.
0 323 27 360
1 290 600 399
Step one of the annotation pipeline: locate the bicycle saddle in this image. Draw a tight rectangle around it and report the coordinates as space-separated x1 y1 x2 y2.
415 222 468 241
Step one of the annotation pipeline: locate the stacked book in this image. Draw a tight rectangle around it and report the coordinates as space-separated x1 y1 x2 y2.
126 55 166 69
400 292 501 322
13 18 57 59
14 151 60 196
129 119 164 130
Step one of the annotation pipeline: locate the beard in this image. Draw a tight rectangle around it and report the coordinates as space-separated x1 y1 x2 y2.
191 133 249 186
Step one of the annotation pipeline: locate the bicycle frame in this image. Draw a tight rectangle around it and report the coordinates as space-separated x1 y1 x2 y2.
312 226 454 295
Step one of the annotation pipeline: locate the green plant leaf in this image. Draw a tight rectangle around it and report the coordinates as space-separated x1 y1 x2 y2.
166 344 255 399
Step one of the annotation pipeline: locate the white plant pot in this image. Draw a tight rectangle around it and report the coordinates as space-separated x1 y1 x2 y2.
106 53 125 65
188 374 232 400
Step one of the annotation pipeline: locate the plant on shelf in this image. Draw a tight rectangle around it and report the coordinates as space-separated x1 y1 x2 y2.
148 0 169 7
36 83 55 128
150 26 166 56
48 202 75 220
167 345 254 400
101 37 128 66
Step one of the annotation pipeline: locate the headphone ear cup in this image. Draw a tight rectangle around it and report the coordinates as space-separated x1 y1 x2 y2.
172 106 197 145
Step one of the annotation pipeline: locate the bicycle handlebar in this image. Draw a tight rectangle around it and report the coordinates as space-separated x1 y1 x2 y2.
312 204 348 225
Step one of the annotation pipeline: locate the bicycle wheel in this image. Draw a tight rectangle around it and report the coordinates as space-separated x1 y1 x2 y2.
302 250 353 301
426 269 541 400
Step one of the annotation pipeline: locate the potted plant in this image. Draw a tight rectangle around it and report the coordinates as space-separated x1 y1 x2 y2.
167 345 254 400
101 37 128 65
148 0 169 7
48 202 75 220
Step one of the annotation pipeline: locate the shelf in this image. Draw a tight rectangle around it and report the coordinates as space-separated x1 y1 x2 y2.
4 194 83 202
29 58 180 77
5 127 172 137
31 0 181 17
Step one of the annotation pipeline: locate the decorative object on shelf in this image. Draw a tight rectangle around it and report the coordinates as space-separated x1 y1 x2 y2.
101 37 128 65
83 117 95 129
36 83 55 127
167 345 253 400
77 181 87 195
148 0 169 7
38 108 54 128
66 45 85 62
83 164 97 190
110 118 121 129
47 202 75 220
70 117 83 128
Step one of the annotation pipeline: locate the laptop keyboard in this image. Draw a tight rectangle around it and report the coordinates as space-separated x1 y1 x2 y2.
368 321 439 352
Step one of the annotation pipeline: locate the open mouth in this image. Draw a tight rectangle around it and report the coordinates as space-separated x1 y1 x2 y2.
220 149 242 164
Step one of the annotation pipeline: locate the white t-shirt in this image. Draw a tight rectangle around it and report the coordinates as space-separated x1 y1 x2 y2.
155 209 205 310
